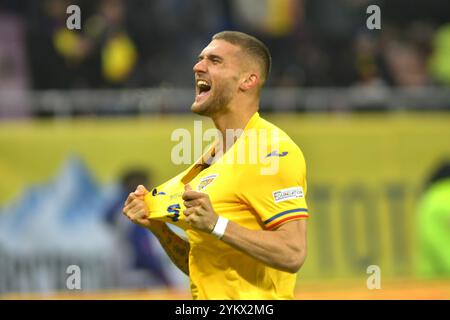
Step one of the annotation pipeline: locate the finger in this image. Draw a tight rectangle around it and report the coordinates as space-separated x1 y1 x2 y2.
134 184 149 197
185 214 197 225
130 207 148 220
123 206 135 219
183 207 197 217
129 202 145 214
123 199 141 214
123 199 145 217
129 201 149 216
182 190 204 201
123 204 132 217
124 193 137 206
184 199 201 208
184 184 193 192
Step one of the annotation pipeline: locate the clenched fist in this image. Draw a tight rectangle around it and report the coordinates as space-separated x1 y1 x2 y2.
123 185 154 229
182 184 219 233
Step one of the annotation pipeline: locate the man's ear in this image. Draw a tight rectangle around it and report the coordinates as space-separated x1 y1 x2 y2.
239 74 259 92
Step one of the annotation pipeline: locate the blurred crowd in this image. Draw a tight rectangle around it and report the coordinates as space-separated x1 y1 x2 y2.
0 0 450 91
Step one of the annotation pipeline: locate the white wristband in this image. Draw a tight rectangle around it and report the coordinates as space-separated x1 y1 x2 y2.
211 216 229 239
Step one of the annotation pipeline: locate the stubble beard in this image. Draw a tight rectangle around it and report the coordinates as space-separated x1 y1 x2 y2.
191 83 234 117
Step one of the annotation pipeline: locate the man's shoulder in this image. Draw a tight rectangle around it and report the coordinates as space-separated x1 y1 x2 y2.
255 115 303 156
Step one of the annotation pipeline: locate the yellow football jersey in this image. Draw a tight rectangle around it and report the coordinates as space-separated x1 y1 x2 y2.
145 112 309 299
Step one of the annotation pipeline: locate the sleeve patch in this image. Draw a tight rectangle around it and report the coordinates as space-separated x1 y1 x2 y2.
272 187 304 203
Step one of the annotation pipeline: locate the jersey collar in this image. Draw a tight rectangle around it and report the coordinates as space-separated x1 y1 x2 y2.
186 112 261 173
243 112 260 132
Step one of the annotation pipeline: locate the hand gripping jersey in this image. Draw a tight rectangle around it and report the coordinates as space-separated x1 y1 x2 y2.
144 112 309 299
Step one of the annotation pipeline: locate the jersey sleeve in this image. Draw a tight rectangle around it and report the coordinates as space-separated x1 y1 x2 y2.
238 140 309 230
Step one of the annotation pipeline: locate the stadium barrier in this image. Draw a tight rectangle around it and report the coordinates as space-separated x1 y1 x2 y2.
1 87 450 117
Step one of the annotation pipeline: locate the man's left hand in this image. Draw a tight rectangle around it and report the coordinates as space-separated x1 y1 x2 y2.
182 184 218 233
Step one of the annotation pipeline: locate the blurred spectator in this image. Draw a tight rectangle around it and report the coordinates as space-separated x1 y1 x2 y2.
0 0 447 90
230 0 305 86
429 23 450 86
83 0 137 87
104 168 173 288
125 0 226 87
26 0 85 89
0 10 30 118
416 161 450 278
383 39 430 87
352 32 387 88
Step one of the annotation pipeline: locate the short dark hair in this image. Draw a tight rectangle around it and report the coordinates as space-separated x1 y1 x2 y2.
212 31 271 84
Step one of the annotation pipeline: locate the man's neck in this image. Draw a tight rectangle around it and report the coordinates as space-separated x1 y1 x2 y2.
210 101 258 155
212 111 253 136
212 95 258 132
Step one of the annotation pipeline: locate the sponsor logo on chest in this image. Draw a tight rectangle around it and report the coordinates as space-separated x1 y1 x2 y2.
197 174 218 191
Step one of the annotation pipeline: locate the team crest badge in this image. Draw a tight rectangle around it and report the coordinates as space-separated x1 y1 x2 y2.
197 174 218 191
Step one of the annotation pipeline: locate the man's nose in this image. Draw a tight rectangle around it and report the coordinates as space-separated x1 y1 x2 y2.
193 59 207 73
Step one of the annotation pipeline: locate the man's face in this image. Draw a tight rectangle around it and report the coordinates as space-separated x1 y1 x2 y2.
191 40 243 116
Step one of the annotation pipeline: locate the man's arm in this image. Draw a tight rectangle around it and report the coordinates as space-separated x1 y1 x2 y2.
222 219 306 273
148 222 190 276
123 186 190 276
183 184 307 273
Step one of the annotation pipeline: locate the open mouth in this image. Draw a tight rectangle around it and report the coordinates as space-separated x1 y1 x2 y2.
196 79 212 101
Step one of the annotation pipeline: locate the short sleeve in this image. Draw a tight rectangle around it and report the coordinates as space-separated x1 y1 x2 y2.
239 140 309 230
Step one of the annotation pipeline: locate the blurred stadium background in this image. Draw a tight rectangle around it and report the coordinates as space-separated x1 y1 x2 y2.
1 0 450 299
